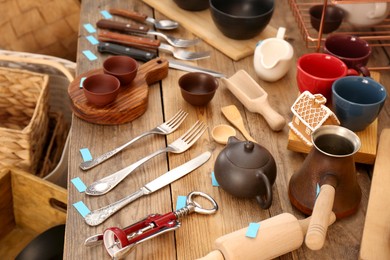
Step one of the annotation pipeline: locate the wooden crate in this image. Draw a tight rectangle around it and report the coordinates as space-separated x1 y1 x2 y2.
0 168 67 259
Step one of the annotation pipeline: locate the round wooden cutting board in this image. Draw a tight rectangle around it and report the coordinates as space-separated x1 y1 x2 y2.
68 57 168 125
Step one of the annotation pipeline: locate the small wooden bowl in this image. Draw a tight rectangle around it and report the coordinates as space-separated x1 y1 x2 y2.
179 72 219 106
83 74 120 107
103 55 138 86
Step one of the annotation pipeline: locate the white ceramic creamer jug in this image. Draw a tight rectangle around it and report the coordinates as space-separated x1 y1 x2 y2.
254 27 294 82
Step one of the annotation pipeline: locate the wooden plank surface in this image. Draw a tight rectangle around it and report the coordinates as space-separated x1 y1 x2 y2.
360 129 390 259
142 0 277 61
64 0 390 259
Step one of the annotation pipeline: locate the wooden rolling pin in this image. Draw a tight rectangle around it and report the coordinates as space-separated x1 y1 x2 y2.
198 212 336 260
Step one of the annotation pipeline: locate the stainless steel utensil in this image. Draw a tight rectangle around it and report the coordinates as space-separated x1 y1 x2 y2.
168 59 225 77
109 8 179 30
98 31 210 61
85 120 207 196
84 151 212 226
80 109 188 171
97 19 199 48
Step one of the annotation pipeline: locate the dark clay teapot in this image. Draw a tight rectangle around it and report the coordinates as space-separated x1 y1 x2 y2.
214 136 277 209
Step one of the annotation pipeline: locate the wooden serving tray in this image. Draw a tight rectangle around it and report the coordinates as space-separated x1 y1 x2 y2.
142 0 277 61
68 58 168 125
287 72 381 165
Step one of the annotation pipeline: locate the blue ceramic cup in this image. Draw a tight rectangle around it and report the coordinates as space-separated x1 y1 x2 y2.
332 76 387 132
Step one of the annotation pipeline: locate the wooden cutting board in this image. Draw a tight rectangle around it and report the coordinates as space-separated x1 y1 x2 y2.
142 0 277 61
68 57 168 125
287 71 381 164
359 129 390 259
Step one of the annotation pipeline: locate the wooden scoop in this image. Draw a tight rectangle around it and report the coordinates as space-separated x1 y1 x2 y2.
222 70 286 131
221 105 256 143
198 212 336 260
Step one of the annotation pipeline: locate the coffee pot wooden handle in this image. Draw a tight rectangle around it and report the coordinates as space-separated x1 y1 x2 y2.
305 184 336 250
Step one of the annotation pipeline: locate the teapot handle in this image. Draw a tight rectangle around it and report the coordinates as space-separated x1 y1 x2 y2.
255 171 273 209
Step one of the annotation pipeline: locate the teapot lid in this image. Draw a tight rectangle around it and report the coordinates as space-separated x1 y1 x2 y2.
225 138 271 169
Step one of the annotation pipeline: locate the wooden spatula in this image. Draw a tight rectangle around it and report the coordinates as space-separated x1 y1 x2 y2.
221 105 256 143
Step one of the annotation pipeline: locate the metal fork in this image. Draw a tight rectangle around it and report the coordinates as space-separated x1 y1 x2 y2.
146 30 200 48
85 121 207 196
80 110 188 171
158 43 211 61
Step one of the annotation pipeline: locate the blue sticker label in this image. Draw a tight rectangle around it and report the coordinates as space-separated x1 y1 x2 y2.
73 201 91 218
80 77 86 88
246 222 261 238
100 10 113 19
71 177 87 193
316 183 320 198
79 148 93 162
82 50 98 61
86 35 99 45
83 23 96 33
176 196 187 210
211 171 219 187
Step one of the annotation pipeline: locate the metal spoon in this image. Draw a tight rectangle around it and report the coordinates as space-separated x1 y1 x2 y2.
109 8 179 30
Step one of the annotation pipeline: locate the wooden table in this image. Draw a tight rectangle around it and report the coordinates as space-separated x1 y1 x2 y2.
64 0 390 259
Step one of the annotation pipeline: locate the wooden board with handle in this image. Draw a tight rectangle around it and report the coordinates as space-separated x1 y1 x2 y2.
68 57 168 125
287 71 381 164
141 0 277 61
359 128 390 259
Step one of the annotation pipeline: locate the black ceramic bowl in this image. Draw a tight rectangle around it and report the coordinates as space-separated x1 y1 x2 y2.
210 0 274 40
309 5 344 34
173 0 209 11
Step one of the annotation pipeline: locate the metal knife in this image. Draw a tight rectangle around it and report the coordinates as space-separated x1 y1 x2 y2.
168 59 226 78
97 42 225 77
98 42 157 62
84 151 212 226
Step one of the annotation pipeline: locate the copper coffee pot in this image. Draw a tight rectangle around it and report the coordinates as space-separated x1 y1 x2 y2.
288 125 361 250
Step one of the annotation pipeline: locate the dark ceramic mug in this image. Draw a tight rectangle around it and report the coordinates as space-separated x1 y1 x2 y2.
324 34 371 77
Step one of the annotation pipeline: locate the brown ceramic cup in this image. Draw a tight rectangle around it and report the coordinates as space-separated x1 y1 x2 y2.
179 72 219 106
324 34 371 77
103 55 138 86
83 74 120 107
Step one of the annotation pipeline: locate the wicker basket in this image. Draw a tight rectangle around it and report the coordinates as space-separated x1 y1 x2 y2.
0 67 50 174
0 50 75 181
0 0 80 61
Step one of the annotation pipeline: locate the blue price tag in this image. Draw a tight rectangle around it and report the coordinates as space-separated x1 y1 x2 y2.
83 23 96 33
245 222 261 238
100 10 113 19
211 171 219 187
316 183 320 198
80 77 86 88
86 35 99 45
176 196 187 210
79 148 93 162
71 177 87 193
73 201 91 218
82 50 98 61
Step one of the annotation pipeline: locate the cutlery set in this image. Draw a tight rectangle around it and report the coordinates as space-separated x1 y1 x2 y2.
80 109 214 258
80 110 209 224
96 9 210 61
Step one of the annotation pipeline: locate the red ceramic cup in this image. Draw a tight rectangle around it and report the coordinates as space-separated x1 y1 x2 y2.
296 53 358 100
324 34 371 77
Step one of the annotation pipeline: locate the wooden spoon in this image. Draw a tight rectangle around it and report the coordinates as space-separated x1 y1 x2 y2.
211 124 237 145
221 105 256 143
222 70 286 131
